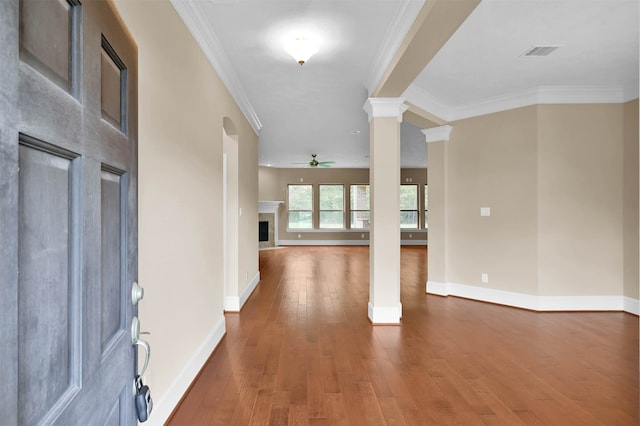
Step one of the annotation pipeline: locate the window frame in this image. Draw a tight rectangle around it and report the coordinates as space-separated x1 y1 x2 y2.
319 184 345 229
424 184 428 229
400 184 419 229
349 184 370 229
287 184 313 229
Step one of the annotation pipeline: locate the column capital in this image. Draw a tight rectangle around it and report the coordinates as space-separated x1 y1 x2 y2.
363 98 409 123
421 125 453 143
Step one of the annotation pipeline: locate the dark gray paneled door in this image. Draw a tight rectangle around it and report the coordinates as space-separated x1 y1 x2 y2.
1 0 138 424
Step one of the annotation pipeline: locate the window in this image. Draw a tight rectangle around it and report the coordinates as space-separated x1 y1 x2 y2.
424 184 428 229
350 184 370 229
288 185 312 229
319 184 344 229
400 184 418 228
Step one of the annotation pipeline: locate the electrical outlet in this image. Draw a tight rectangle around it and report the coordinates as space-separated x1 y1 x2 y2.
481 273 489 283
298 234 301 239
361 233 364 238
409 234 413 239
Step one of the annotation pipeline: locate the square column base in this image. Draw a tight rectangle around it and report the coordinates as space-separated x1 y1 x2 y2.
368 301 402 325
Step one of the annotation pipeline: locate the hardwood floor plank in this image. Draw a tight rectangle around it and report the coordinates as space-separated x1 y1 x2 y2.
167 246 639 426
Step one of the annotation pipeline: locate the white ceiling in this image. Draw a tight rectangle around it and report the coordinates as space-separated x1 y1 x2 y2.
172 0 639 169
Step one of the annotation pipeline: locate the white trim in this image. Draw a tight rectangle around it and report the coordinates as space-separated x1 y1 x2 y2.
224 296 239 312
368 301 402 324
402 85 451 122
422 125 453 143
401 239 427 246
363 98 409 122
148 316 226 426
443 282 539 310
453 86 625 121
279 239 370 246
169 0 262 134
258 201 283 213
426 280 448 296
427 282 636 312
623 297 640 315
278 239 426 246
240 271 260 309
366 0 425 95
404 83 631 123
225 271 260 312
538 295 622 311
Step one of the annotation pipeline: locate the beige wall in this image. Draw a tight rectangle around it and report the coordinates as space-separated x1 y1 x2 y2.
237 125 259 296
623 99 639 299
426 142 446 283
433 102 636 303
113 0 258 413
448 106 539 294
258 166 281 201
258 167 428 242
538 104 623 296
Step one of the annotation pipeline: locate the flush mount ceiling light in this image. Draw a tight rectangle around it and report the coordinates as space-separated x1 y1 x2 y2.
285 37 318 65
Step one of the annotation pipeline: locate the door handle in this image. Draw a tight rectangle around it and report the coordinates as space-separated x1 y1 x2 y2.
131 317 151 377
135 339 151 377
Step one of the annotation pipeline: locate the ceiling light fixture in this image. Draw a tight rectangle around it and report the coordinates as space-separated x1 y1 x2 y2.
285 37 318 65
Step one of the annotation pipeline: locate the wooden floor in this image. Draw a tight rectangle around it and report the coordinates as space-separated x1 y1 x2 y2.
168 246 639 425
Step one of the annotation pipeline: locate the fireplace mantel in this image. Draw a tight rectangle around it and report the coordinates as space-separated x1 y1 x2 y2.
258 201 283 214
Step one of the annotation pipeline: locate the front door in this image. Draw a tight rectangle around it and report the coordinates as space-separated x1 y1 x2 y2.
0 0 138 424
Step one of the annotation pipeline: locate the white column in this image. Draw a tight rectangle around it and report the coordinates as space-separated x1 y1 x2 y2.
421 125 452 296
363 98 408 324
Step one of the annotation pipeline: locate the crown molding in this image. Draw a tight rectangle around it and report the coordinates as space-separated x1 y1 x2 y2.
403 84 451 122
170 0 262 134
363 98 409 122
366 0 425 96
405 83 631 123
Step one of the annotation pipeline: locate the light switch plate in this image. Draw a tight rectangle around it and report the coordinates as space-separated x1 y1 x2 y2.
480 207 490 217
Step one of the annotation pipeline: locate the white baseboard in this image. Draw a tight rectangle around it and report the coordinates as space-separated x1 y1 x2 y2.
624 297 640 315
240 271 260 308
277 239 427 246
538 295 622 311
368 301 402 324
148 315 226 426
426 281 448 296
279 239 369 246
401 239 428 246
427 281 637 313
224 296 240 312
224 271 260 312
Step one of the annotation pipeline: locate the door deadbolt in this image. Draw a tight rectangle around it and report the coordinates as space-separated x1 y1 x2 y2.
132 282 144 305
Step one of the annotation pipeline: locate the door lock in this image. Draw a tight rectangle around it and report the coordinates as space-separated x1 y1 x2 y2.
132 282 144 305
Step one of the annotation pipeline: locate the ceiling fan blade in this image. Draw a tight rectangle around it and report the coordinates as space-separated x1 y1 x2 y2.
319 164 332 168
317 161 335 165
292 162 309 164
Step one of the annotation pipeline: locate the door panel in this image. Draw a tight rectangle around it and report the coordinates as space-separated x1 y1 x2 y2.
19 0 80 94
18 139 81 426
1 0 139 424
100 166 125 354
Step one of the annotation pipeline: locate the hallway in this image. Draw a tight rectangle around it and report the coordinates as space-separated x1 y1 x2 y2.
168 246 638 425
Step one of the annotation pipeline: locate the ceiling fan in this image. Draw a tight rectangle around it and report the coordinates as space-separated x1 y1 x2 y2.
293 154 335 168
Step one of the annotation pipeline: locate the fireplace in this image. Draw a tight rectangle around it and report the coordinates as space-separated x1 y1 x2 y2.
258 201 282 249
259 221 269 242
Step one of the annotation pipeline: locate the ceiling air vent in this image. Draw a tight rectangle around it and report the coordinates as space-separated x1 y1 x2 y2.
521 45 560 57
